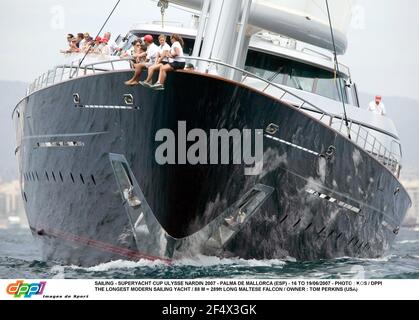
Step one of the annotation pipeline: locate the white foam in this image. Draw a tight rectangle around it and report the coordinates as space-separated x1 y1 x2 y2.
65 256 288 271
397 239 419 244
69 259 167 272
334 255 394 263
175 255 287 268
353 255 395 263
352 149 362 168
50 265 66 279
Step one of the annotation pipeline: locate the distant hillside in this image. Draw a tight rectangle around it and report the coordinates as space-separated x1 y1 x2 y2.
359 93 419 175
0 81 27 182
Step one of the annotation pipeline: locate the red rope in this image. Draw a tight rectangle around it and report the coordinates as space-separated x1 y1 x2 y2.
31 226 172 265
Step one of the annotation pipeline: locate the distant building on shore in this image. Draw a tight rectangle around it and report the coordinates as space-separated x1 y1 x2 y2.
402 179 419 227
0 180 27 229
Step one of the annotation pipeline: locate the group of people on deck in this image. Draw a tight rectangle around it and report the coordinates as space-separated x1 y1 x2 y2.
61 32 119 55
61 31 188 90
124 33 186 90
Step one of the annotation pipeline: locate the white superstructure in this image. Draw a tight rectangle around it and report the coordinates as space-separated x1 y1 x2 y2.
170 0 354 54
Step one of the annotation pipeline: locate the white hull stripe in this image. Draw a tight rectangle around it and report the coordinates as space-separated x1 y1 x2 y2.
306 189 361 214
23 131 108 140
265 134 320 156
78 105 140 110
37 141 84 148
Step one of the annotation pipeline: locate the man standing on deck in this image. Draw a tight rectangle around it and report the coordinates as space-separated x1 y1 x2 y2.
369 95 387 116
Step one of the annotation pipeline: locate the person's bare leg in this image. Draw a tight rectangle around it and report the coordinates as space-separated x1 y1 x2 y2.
125 65 141 85
125 63 145 85
145 64 161 83
158 65 173 85
131 64 144 82
125 64 141 83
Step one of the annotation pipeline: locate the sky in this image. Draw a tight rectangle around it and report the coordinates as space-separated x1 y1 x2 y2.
0 0 418 101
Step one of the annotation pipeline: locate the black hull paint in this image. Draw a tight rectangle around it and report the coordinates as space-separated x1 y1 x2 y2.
13 71 411 266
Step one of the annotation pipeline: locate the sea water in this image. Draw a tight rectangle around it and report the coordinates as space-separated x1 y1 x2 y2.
1 228 418 279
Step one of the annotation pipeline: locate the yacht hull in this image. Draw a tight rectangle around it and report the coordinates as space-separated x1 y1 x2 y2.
13 71 411 266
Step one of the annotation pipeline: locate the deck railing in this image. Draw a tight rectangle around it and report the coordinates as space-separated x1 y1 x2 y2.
25 55 401 177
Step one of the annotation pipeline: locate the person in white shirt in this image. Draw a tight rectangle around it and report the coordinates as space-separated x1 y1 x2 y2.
60 37 80 54
150 34 186 90
141 34 171 87
76 33 84 49
79 32 92 52
99 38 111 56
124 35 159 86
103 32 121 55
368 95 387 116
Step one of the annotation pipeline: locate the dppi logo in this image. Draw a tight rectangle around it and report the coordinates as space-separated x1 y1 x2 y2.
6 280 46 298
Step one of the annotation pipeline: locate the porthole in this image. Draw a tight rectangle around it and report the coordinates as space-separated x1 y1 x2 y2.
124 94 134 105
73 93 80 104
